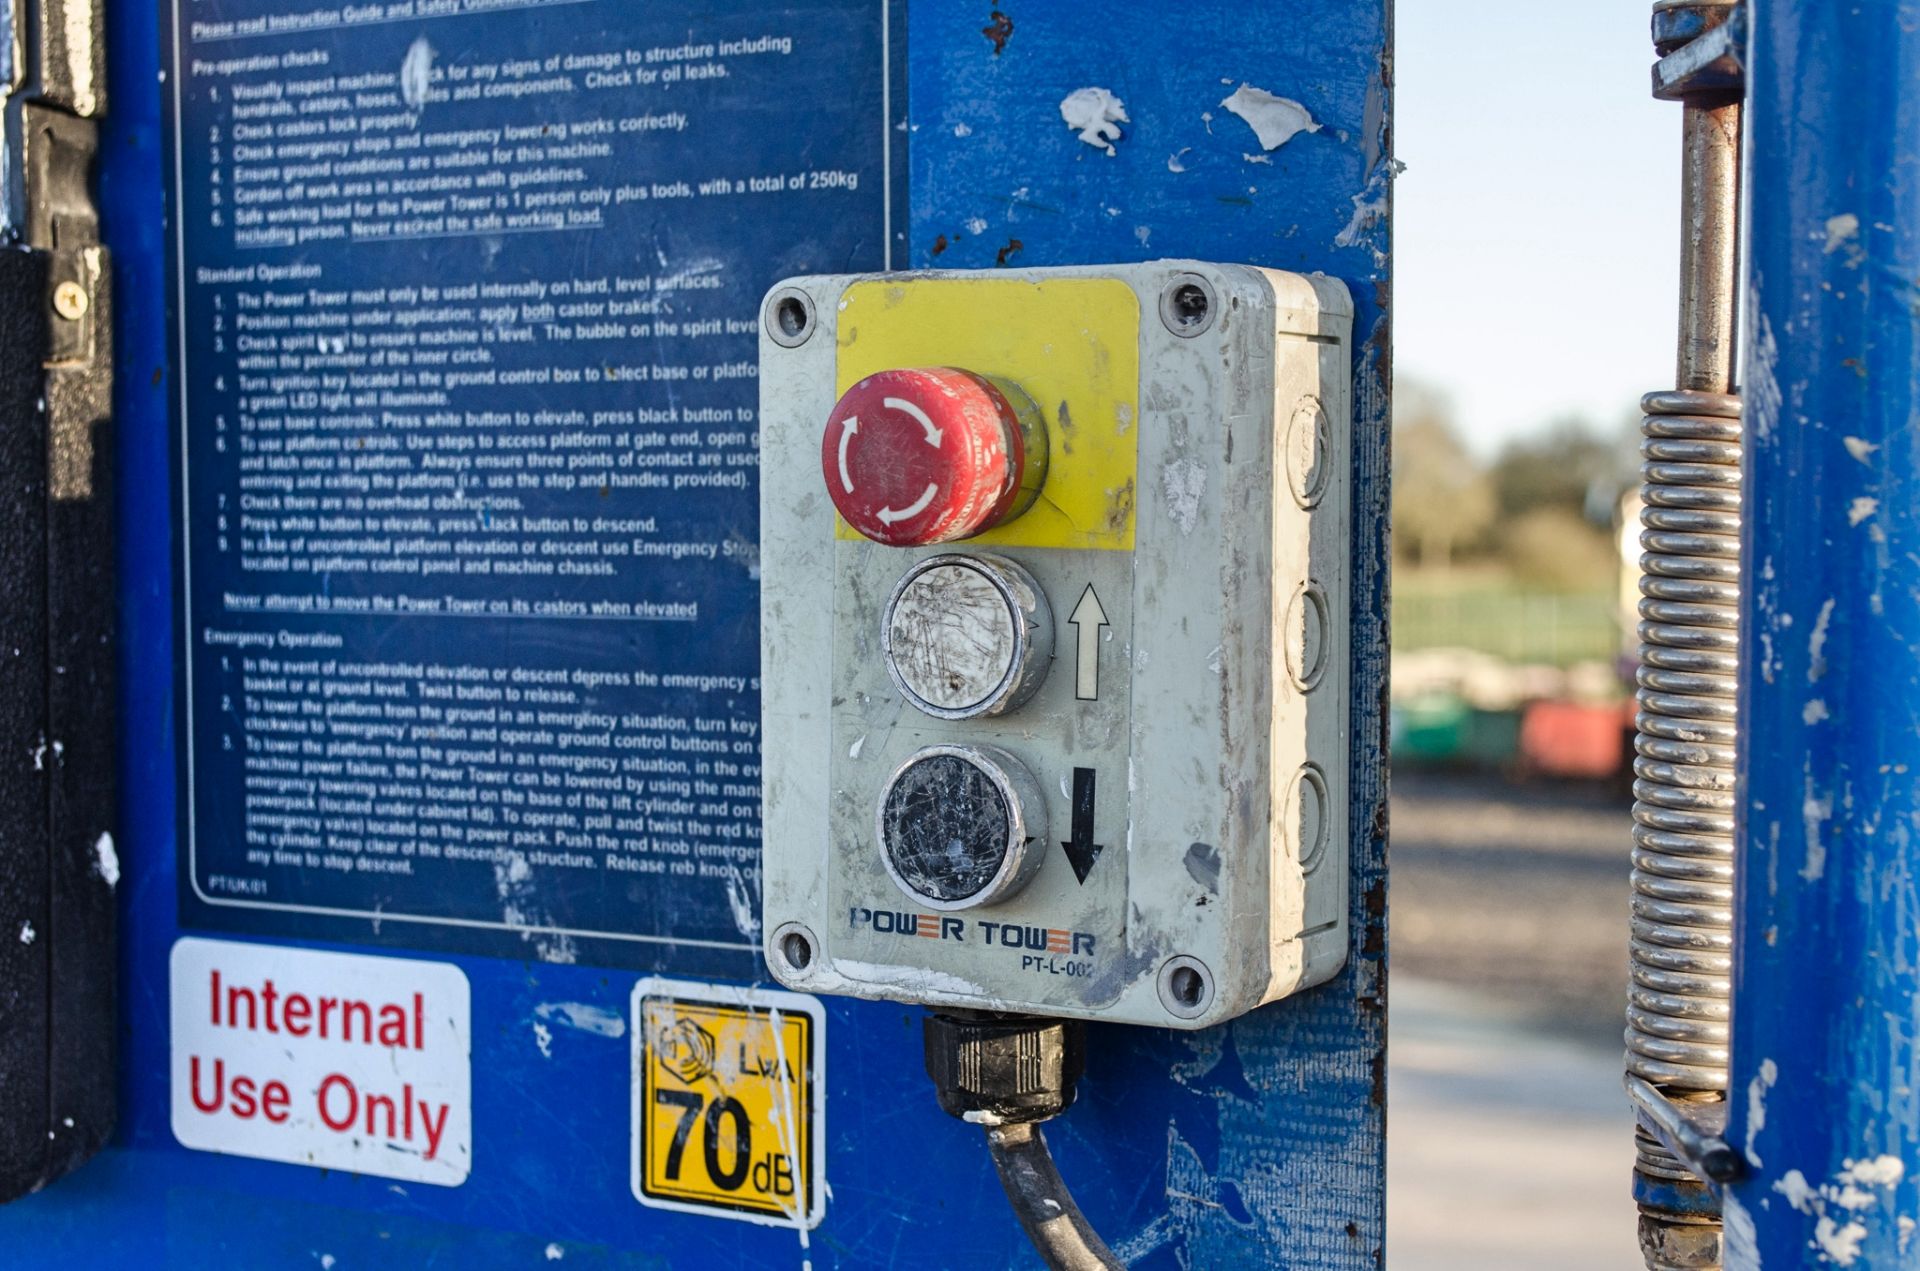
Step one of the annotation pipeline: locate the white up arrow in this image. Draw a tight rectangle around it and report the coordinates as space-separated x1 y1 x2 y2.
1069 585 1109 701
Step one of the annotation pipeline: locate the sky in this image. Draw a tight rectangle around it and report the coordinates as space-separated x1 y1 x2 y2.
1394 1 1680 457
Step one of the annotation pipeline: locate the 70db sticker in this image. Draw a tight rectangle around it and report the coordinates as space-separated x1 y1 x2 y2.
631 978 825 1228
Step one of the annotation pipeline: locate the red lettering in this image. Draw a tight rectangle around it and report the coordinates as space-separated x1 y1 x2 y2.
205 979 425 1048
226 984 257 1030
420 1099 449 1160
317 1073 357 1131
364 1092 397 1139
188 1055 225 1113
231 1073 259 1119
261 1080 290 1123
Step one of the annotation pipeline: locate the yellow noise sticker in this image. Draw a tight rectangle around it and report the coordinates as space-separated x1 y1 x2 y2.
630 978 826 1228
835 276 1142 550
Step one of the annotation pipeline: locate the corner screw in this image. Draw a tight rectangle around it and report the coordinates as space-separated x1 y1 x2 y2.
52 282 88 322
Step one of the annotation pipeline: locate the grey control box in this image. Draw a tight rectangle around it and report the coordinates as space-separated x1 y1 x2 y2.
758 261 1351 1029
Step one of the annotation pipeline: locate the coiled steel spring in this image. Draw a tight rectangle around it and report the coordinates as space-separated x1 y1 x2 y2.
1627 388 1741 1180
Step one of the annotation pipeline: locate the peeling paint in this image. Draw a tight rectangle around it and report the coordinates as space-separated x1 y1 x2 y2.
93 832 118 888
1808 597 1836 681
1823 212 1860 254
1333 168 1390 254
761 1008 810 1244
1058 87 1128 155
1841 1156 1906 1187
1769 1156 1907 1263
18 921 32 945
1815 1216 1868 1264
1219 84 1320 151
980 9 1012 55
1746 1057 1777 1166
1777 1168 1818 1212
400 36 435 112
1749 309 1785 441
1161 458 1205 535
1843 435 1879 464
1804 698 1829 724
534 1000 627 1039
1802 775 1832 881
724 863 761 940
1848 497 1878 526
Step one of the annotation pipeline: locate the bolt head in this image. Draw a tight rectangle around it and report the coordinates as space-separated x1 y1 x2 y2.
52 282 88 322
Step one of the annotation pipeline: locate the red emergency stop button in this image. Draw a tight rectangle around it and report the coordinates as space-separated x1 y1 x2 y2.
822 367 1048 546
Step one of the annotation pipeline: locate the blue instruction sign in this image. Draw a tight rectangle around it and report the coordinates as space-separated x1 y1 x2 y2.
167 0 898 971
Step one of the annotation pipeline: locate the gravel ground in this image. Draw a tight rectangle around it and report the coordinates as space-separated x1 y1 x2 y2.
1388 768 1632 1049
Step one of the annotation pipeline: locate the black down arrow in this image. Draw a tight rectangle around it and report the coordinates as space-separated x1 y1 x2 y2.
1062 767 1103 884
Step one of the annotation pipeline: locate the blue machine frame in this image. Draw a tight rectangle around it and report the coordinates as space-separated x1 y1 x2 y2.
1723 1 1920 1264
0 2 1390 1265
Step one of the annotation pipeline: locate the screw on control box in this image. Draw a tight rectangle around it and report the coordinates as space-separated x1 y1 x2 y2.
758 262 1353 1029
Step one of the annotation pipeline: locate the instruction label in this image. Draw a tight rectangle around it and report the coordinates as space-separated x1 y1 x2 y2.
631 978 824 1227
164 0 898 970
170 937 472 1185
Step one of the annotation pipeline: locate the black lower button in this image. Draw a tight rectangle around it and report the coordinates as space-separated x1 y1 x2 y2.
875 744 1048 910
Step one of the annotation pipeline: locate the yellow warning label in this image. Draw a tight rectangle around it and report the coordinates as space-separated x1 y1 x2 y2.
631 979 824 1228
835 276 1142 550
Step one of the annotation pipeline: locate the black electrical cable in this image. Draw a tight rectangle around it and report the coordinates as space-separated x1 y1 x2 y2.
922 1012 1129 1270
984 1121 1126 1271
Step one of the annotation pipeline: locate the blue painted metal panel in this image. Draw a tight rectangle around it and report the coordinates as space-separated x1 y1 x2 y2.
1725 2 1920 1264
0 0 1388 1265
905 9 1393 1265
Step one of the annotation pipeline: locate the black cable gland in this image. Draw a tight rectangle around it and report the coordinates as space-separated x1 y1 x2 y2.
923 1012 1086 1125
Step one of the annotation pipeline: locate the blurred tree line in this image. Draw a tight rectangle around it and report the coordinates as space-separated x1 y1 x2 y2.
1393 377 1638 592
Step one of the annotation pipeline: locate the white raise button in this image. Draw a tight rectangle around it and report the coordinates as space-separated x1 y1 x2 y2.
881 553 1053 720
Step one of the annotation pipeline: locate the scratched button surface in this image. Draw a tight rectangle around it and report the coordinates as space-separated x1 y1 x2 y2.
875 743 1047 910
881 553 1053 720
885 560 1016 710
